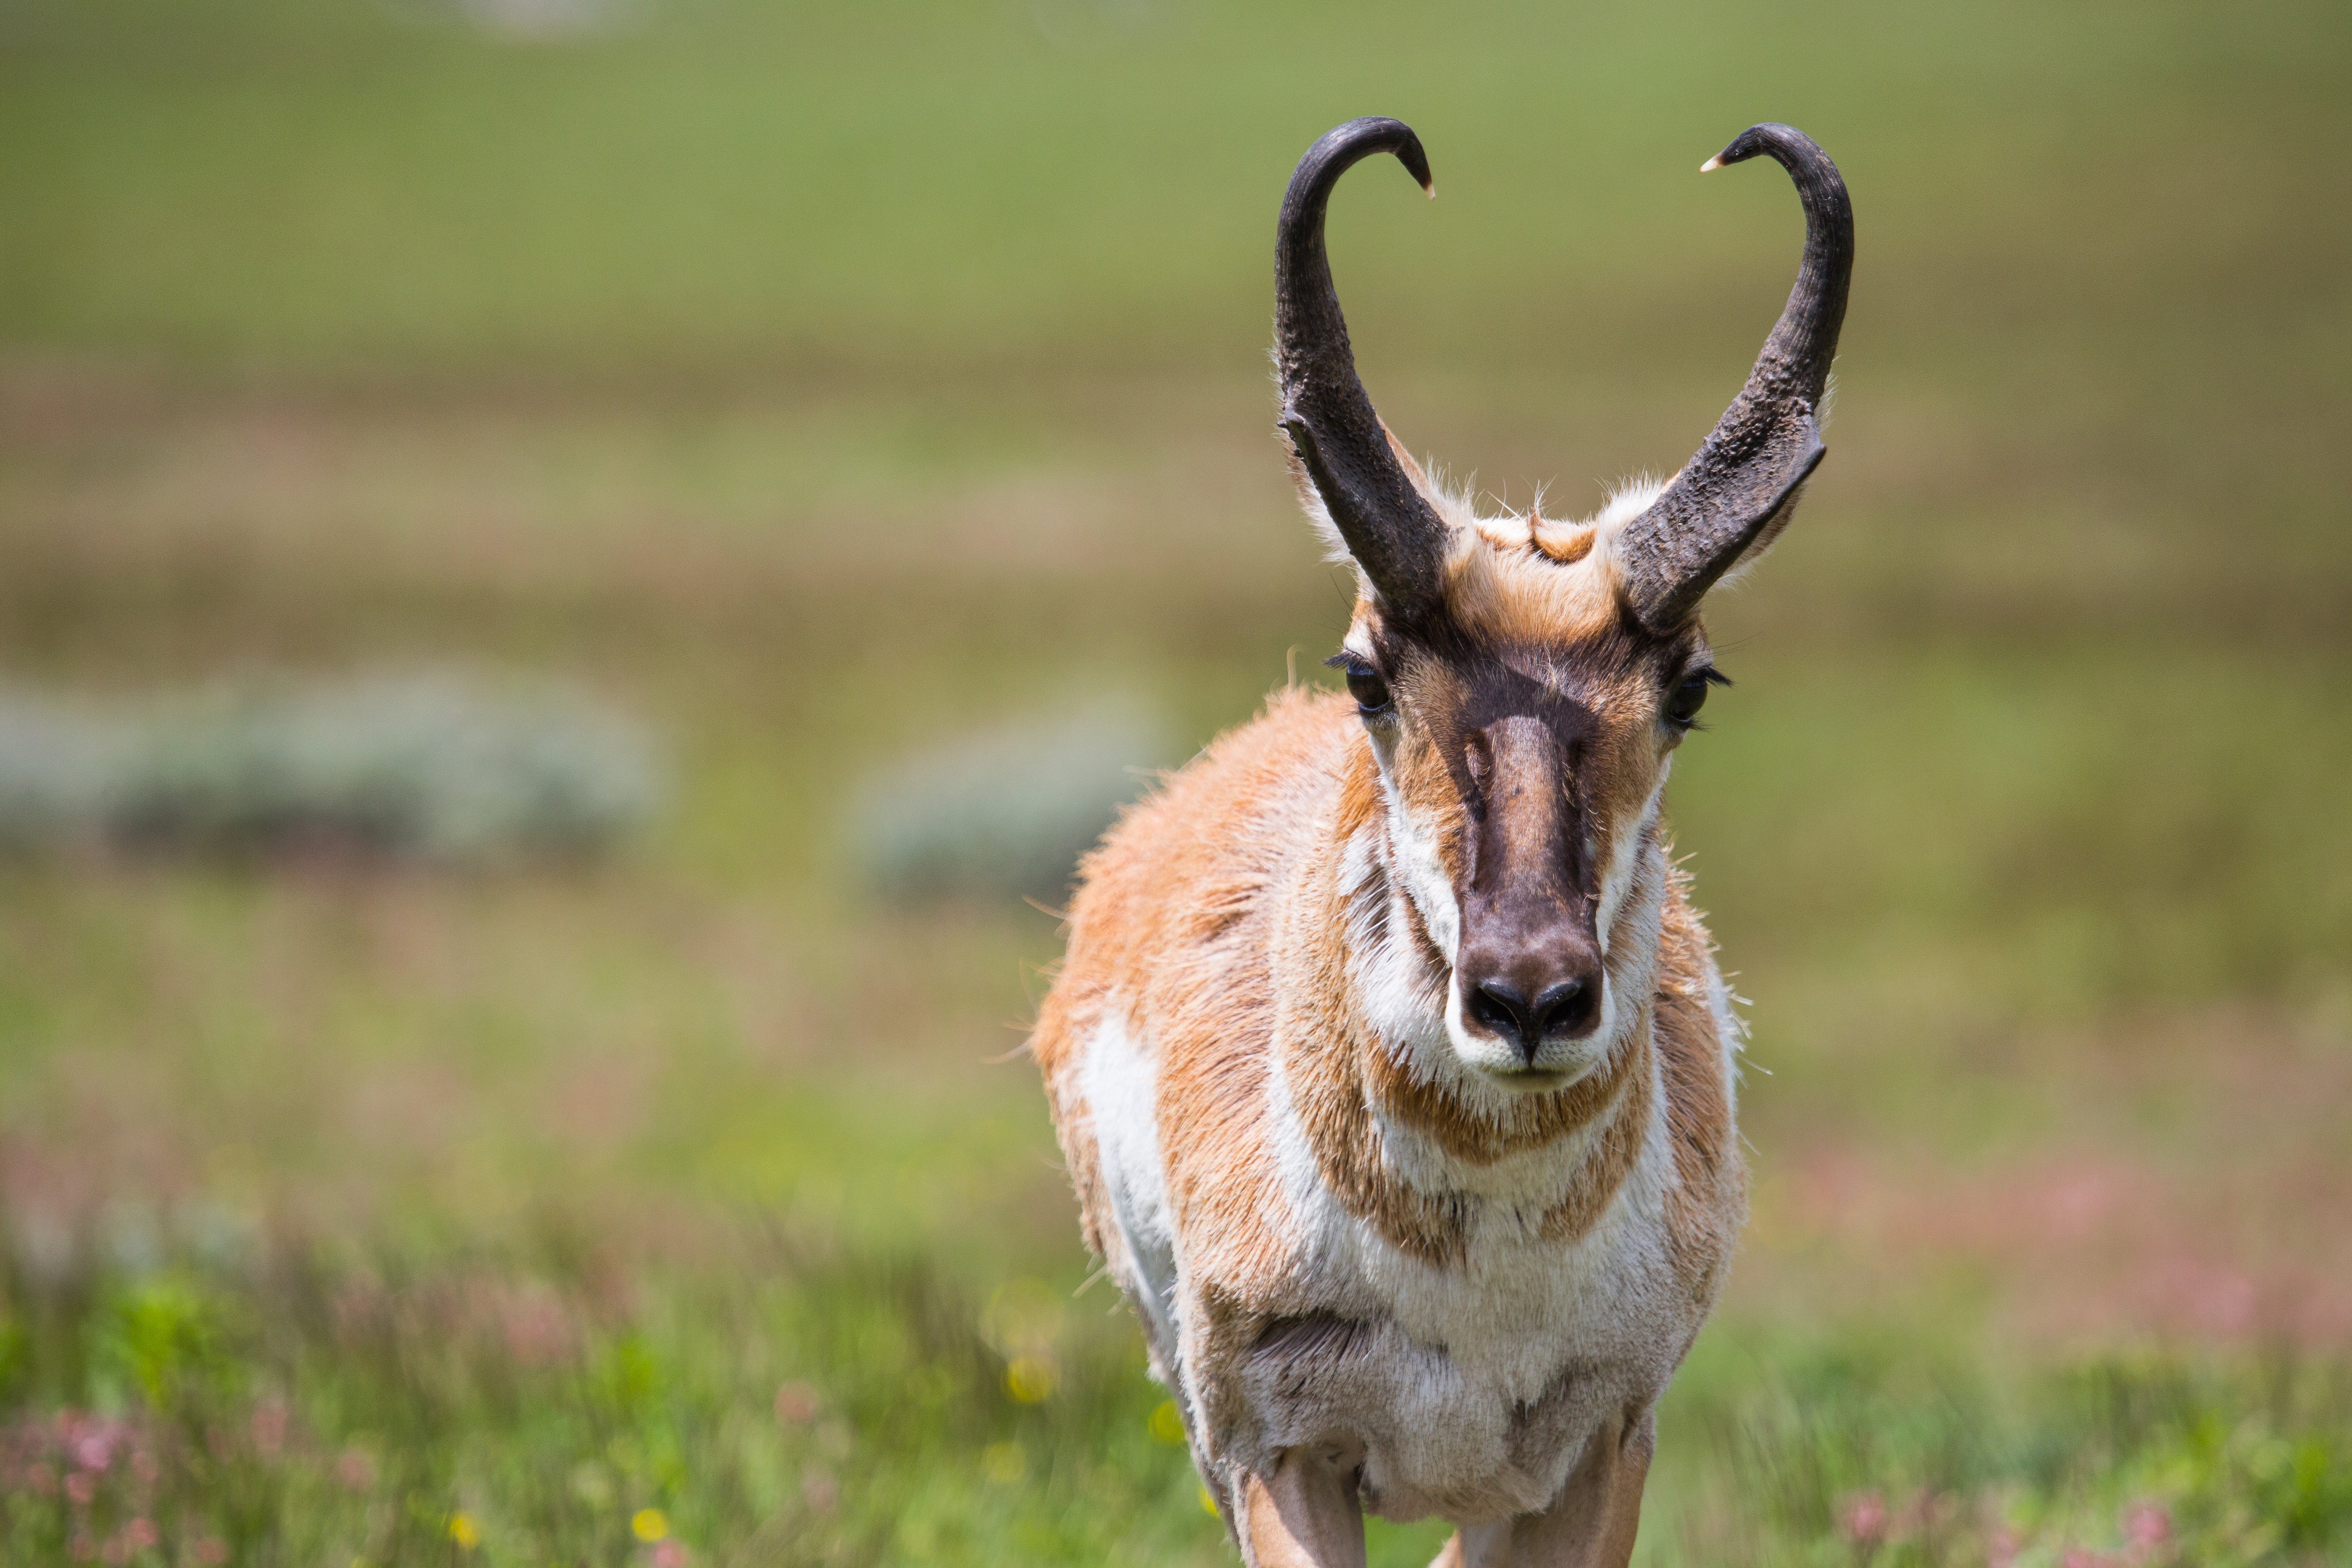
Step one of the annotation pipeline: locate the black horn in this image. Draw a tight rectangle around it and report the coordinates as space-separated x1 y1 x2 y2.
1616 124 1853 632
1276 117 1451 623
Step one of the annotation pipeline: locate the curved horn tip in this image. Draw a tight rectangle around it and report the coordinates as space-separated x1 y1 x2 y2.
1345 117 1430 195
1388 125 1435 195
1705 122 1827 174
1705 128 1767 171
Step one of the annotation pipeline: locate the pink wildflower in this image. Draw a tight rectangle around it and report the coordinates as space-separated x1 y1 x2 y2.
73 1431 114 1472
191 1538 230 1567
250 1399 288 1460
774 1381 821 1425
103 1518 160 1565
2123 1500 2172 1549
1987 1524 2024 1568
336 1446 377 1491
65 1468 98 1506
651 1541 690 1568
1840 1490 1890 1548
498 1286 575 1366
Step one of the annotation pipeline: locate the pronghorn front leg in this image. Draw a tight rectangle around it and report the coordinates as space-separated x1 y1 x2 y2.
1426 1412 1654 1568
1238 1446 1368 1568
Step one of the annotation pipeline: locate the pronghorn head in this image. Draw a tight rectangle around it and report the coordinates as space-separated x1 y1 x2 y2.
1276 118 1851 1090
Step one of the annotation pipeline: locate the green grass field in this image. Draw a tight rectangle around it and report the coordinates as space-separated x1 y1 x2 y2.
2 0 2350 1562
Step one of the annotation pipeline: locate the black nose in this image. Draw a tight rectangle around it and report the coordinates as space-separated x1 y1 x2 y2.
1467 977 1601 1063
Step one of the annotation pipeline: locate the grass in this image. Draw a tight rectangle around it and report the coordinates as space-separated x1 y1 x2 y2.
1 0 2350 1560
6 1231 2352 1566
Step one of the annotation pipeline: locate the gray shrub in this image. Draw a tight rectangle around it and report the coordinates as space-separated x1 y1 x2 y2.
0 697 114 854
0 674 663 865
853 700 1172 905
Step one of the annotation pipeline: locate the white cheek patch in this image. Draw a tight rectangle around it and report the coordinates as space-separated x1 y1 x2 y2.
1369 731 1461 964
1342 828 1453 1076
1573 769 1671 1052
1596 764 1670 954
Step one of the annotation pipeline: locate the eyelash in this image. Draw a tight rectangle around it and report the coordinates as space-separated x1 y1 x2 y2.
1324 652 1394 716
1666 667 1731 730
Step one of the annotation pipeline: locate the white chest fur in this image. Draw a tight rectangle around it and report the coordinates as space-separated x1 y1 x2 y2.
1080 1009 1696 1527
1254 1042 1686 1521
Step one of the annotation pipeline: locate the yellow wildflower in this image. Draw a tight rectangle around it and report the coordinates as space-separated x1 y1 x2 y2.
446 1513 480 1550
632 1507 670 1543
980 1441 1027 1484
1004 1354 1057 1404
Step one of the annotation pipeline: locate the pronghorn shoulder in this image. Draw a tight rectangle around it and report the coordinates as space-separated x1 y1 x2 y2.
1054 687 1361 1018
1040 688 1363 1298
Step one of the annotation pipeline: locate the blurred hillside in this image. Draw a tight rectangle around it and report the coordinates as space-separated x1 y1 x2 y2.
6 0 2347 582
1 0 2349 1563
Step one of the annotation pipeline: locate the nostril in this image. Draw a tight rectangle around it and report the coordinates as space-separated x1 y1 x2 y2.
1533 978 1600 1040
1468 980 1535 1057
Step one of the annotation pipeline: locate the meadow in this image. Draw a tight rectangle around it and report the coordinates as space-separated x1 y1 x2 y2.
1 0 2349 1562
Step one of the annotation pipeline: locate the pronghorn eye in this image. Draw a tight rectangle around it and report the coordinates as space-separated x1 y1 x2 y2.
1666 668 1721 728
1344 662 1393 715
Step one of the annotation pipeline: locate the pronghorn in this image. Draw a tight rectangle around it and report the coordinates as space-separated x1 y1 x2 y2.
1032 118 1851 1567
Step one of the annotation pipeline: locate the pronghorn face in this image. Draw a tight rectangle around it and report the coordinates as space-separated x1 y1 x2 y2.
1273 116 1847 1086
1334 515 1722 1088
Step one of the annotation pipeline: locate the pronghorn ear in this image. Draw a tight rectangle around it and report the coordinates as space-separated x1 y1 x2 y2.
1382 424 1442 502
1696 445 1819 590
1608 451 1818 609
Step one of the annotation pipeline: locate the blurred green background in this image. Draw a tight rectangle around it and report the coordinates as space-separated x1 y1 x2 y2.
2 0 2349 1563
